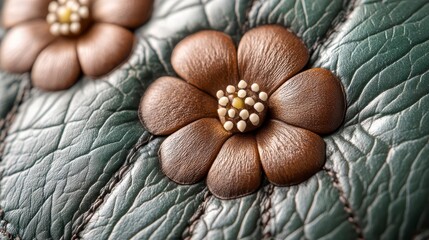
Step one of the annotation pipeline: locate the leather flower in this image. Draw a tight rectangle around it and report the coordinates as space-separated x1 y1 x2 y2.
0 0 152 91
139 25 346 199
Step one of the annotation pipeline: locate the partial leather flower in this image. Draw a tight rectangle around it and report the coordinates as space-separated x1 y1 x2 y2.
139 25 346 199
0 0 153 91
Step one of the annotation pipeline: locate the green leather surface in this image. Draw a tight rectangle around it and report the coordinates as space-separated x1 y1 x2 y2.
0 73 19 119
0 0 428 239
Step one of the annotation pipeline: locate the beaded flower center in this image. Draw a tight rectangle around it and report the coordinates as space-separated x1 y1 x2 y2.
46 0 90 36
217 80 268 133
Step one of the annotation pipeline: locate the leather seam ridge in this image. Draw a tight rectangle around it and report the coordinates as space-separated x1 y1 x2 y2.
324 167 364 240
70 134 154 240
241 0 260 35
0 77 31 161
309 0 359 55
0 77 30 240
260 184 275 239
182 191 212 240
0 208 21 239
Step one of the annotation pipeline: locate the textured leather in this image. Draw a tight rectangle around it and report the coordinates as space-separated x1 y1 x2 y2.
0 0 428 239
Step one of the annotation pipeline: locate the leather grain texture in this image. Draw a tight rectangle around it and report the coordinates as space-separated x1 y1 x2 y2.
0 0 428 239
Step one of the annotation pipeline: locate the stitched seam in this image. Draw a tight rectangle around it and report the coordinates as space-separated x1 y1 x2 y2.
182 191 212 240
70 134 153 240
324 167 364 240
0 78 30 240
241 0 260 34
261 184 274 240
309 0 359 55
0 78 31 161
0 208 21 240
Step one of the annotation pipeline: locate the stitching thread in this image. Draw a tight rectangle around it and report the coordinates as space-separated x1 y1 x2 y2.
241 0 260 35
0 208 21 240
309 0 358 55
324 167 364 240
0 77 30 240
261 184 274 240
0 78 31 161
71 134 153 240
182 191 212 240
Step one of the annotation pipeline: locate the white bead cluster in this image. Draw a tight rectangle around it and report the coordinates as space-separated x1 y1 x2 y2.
47 0 90 36
217 80 268 132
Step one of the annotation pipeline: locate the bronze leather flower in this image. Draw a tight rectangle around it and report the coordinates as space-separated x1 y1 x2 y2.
0 0 152 91
139 25 346 199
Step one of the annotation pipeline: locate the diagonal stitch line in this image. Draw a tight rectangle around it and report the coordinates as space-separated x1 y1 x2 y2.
0 77 30 240
309 0 358 56
182 191 212 240
0 208 21 239
261 184 274 240
324 167 365 240
0 78 31 161
70 133 153 240
241 0 260 35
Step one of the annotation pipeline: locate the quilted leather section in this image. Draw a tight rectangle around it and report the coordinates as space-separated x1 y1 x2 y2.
0 41 158 238
316 0 429 239
80 138 206 239
0 0 428 239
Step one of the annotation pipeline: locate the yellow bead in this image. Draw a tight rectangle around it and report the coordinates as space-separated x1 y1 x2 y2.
232 97 245 109
58 7 72 23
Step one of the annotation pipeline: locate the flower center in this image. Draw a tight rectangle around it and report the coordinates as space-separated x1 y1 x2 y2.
46 0 90 36
217 80 268 133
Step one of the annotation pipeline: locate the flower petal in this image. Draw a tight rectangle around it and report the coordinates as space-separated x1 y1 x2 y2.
1 0 51 28
269 68 346 134
256 120 325 186
77 23 134 77
237 25 309 95
92 0 153 28
32 39 81 91
0 20 55 73
159 118 231 184
139 77 218 135
207 134 262 199
171 31 239 97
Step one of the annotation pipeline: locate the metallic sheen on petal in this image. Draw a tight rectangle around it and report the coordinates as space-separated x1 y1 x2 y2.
207 134 262 199
0 20 55 73
172 31 239 97
92 0 153 28
256 120 325 186
32 39 81 91
160 118 231 184
2 0 51 28
139 77 218 135
238 25 309 95
269 68 346 134
77 23 134 77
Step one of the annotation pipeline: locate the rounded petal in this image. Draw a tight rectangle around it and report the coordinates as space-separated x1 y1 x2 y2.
159 118 231 184
238 25 309 95
77 23 134 77
139 77 218 135
256 120 325 186
207 134 262 199
2 0 51 28
171 31 239 97
0 20 55 73
269 68 346 134
32 39 81 91
92 0 153 28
